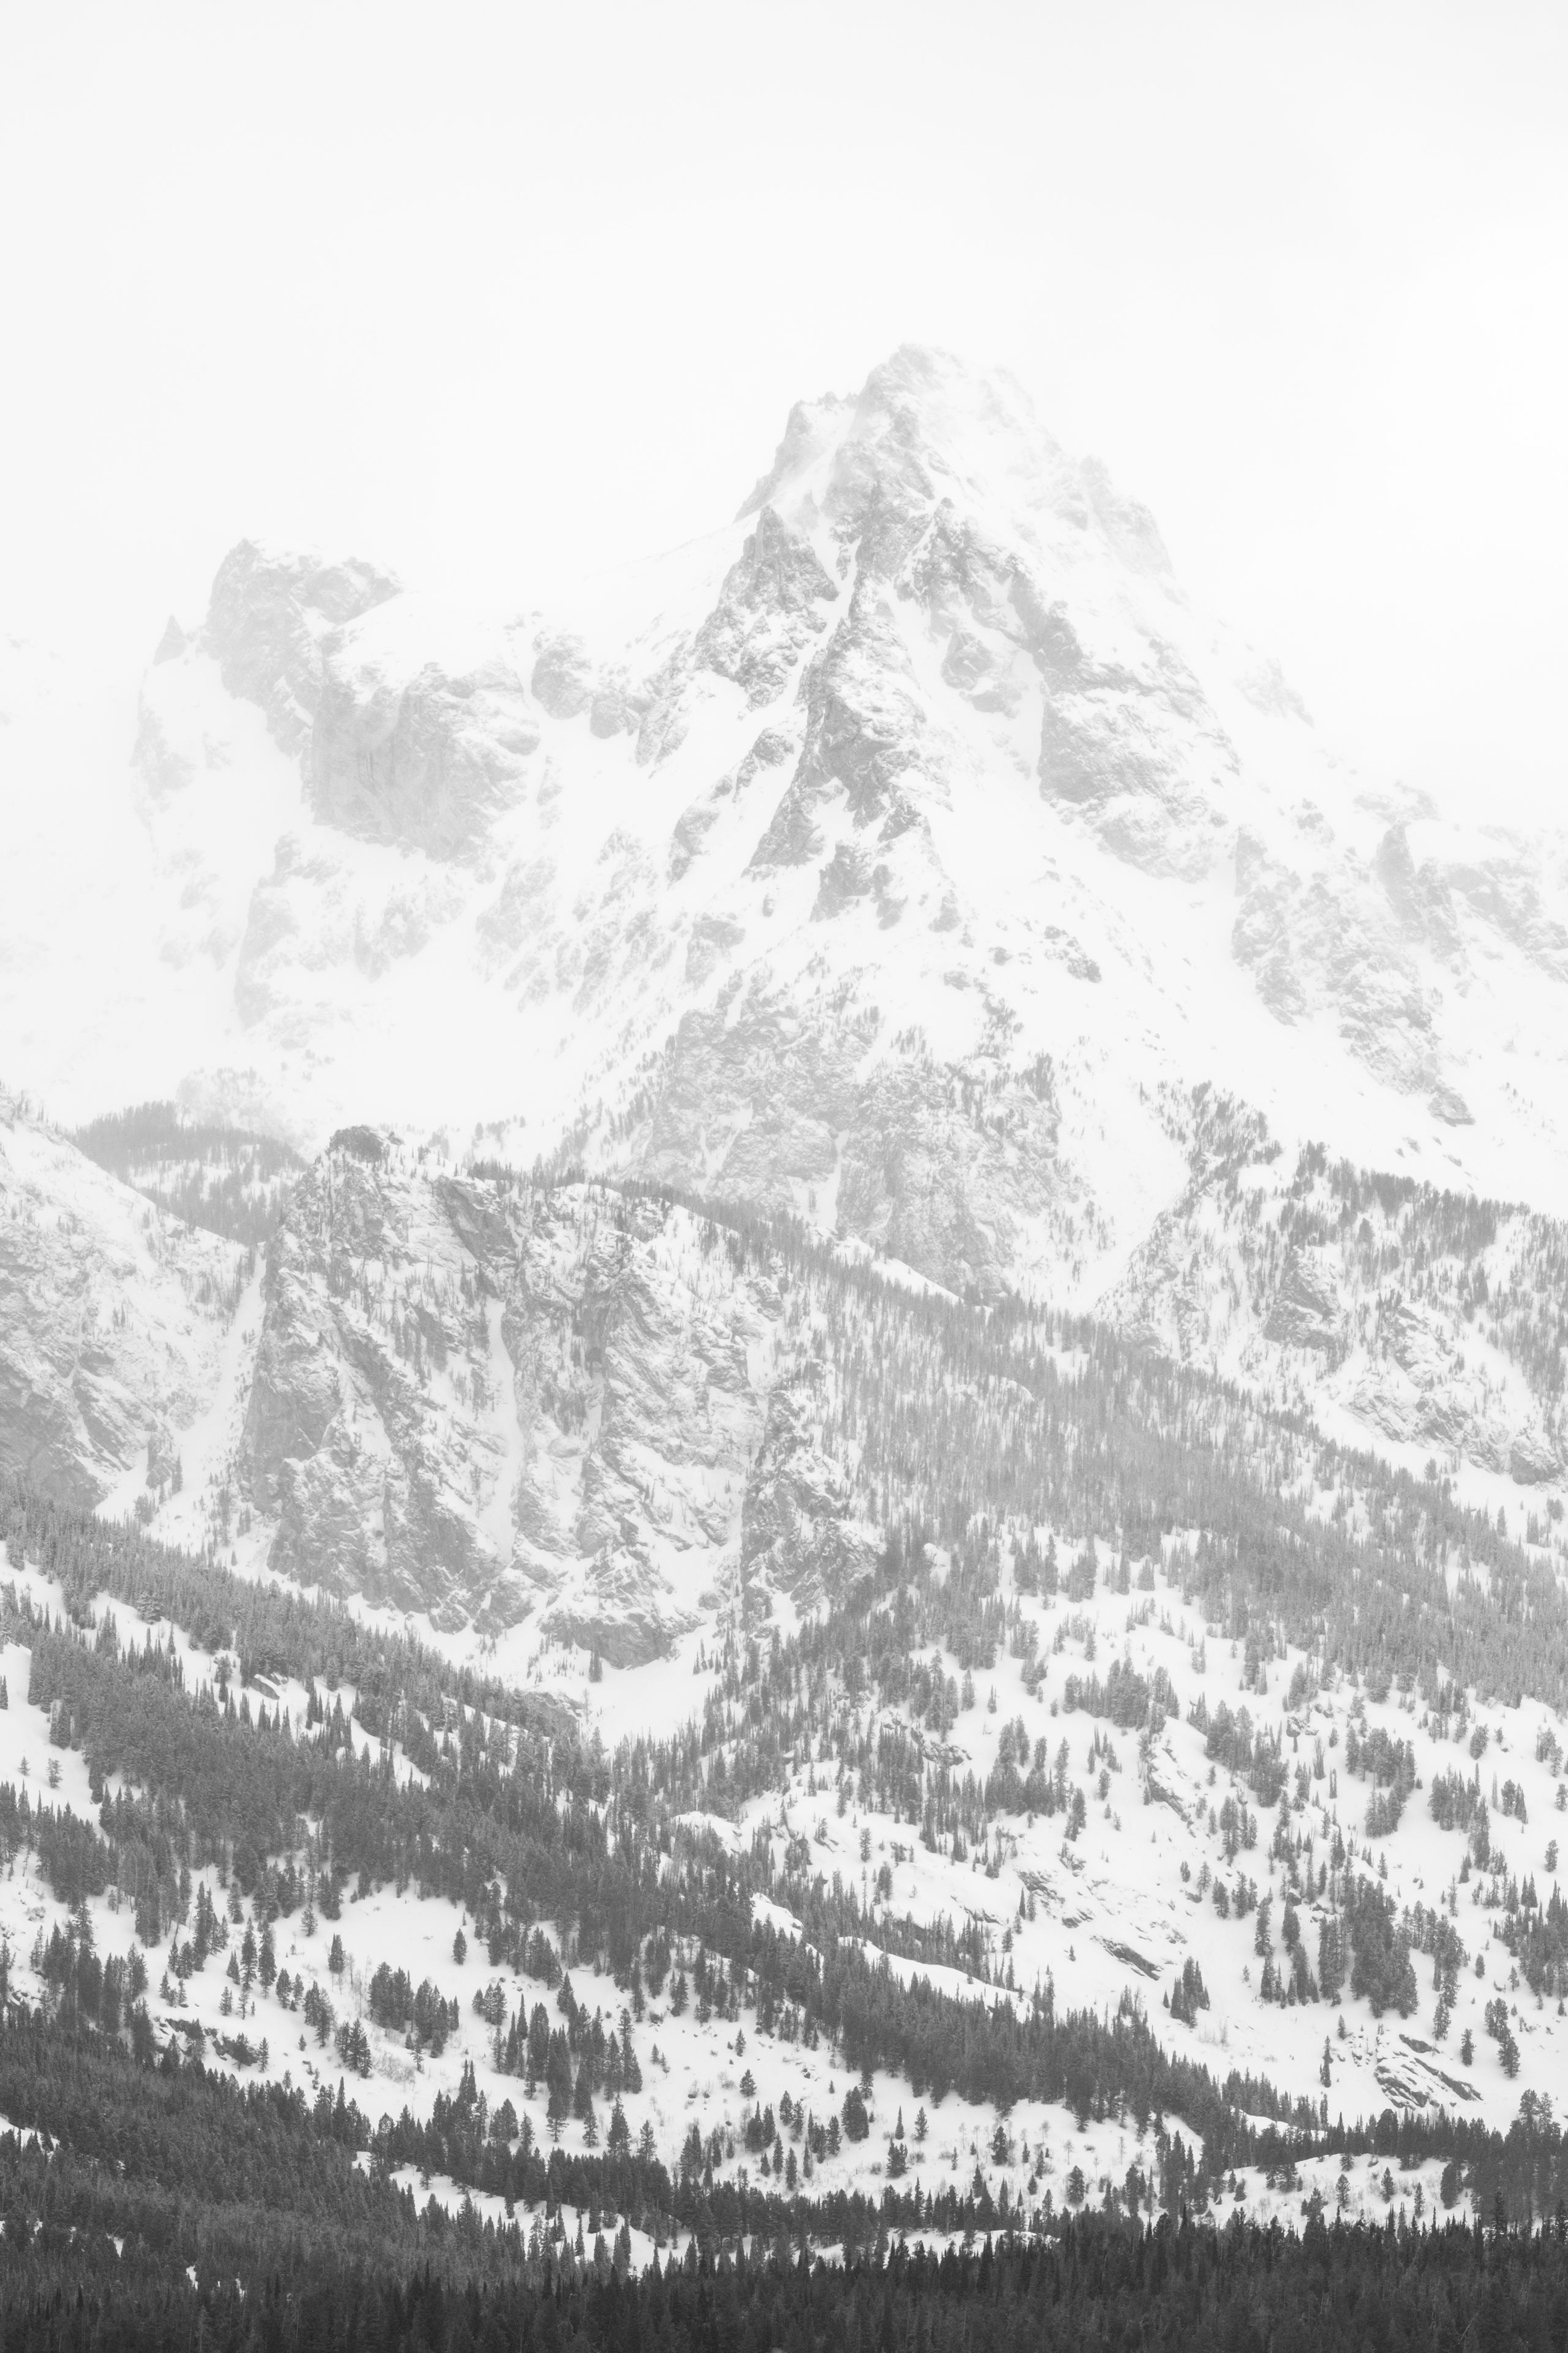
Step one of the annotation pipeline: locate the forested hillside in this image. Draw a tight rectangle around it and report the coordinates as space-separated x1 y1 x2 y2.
7 1408 1568 2334
71 1099 305 1248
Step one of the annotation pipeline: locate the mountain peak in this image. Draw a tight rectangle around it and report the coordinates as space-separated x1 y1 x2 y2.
735 346 1174 607
736 392 855 520
738 347 1040 518
852 341 1044 451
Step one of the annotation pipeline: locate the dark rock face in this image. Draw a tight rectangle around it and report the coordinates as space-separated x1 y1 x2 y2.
236 1155 886 1659
1231 842 1444 1096
203 542 400 754
750 587 928 867
668 726 796 883
812 843 873 919
1263 1248 1344 1355
1100 1097 1567 1492
1374 824 1461 960
632 507 838 771
243 1141 514 1625
632 983 1064 1299
638 991 857 1212
530 634 594 721
834 1055 1062 1301
196 541 542 862
740 1384 877 1616
1035 645 1239 879
690 507 838 709
307 652 540 859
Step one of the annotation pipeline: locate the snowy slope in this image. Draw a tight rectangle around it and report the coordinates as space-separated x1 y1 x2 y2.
1 1522 1550 2238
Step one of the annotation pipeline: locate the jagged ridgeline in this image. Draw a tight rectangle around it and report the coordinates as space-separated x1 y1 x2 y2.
173 1131 1568 1680
70 1098 305 1248
10 1138 1568 1685
550 1181 1563 1705
11 2188 1568 2352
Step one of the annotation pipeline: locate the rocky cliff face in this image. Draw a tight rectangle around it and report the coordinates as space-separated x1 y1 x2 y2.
1102 1101 1568 1489
4 1080 1563 1666
231 1109 1568 1660
0 1096 245 1507
202 542 401 757
738 1381 878 1619
305 624 542 861
236 1143 880 1653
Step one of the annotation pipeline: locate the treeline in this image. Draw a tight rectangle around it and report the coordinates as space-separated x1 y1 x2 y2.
0 1483 574 1743
70 1099 304 1249
10 2202 1568 2353
0 1989 1258 2304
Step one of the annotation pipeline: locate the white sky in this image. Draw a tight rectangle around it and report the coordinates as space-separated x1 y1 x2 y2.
1 0 1565 821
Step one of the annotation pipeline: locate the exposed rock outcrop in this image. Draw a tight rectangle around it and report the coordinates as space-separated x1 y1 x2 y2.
307 649 540 859
202 542 400 755
1101 1105 1566 1490
235 1154 890 1655
739 1383 878 1616
0 1099 244 1506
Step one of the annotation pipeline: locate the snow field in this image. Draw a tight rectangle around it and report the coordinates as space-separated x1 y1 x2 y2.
1 1520 1560 2250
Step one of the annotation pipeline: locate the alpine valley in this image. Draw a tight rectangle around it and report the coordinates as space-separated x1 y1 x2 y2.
3 350 1568 2329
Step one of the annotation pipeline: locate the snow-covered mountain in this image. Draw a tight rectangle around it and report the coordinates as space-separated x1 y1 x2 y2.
3 346 1567 1604
7 350 1568 2230
11 349 1568 1274
11 359 1568 1581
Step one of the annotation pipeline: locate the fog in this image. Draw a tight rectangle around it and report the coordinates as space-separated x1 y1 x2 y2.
2 0 1563 819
